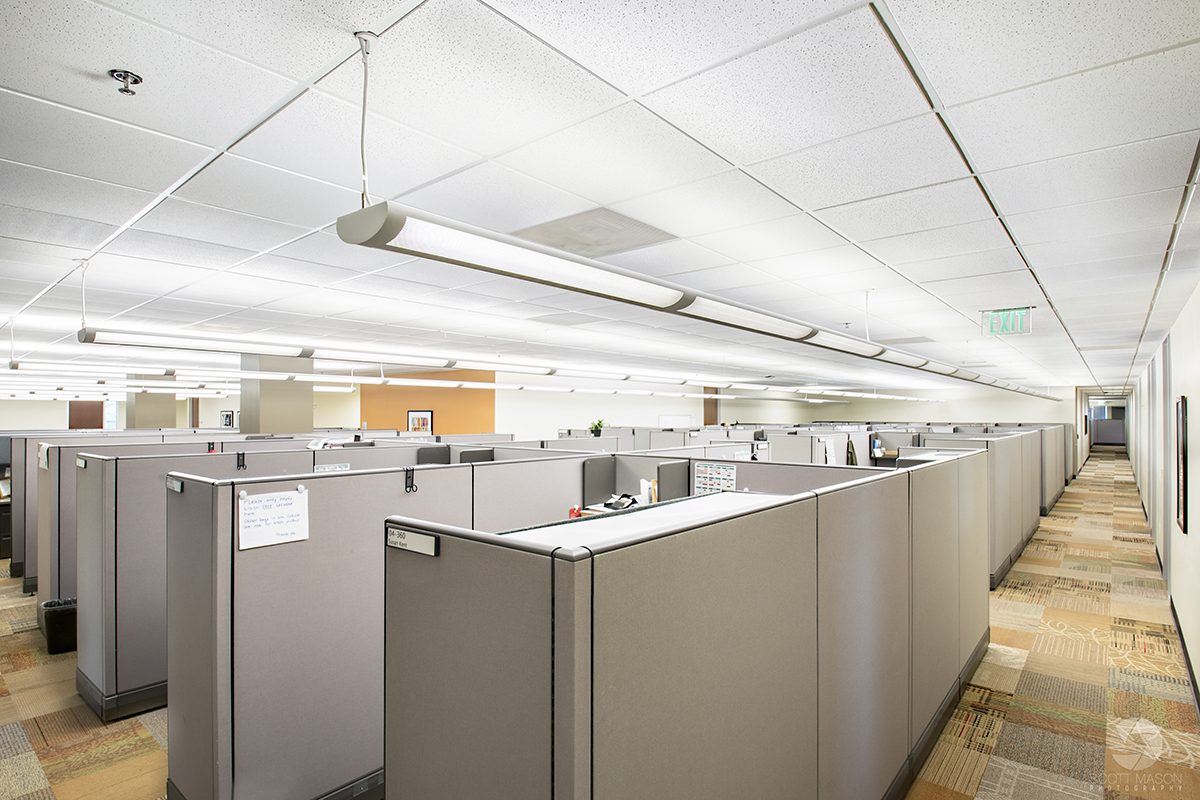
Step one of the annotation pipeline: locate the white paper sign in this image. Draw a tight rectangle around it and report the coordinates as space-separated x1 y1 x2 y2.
238 489 309 550
314 463 351 472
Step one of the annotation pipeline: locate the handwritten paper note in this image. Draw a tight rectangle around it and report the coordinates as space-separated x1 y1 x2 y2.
238 489 309 551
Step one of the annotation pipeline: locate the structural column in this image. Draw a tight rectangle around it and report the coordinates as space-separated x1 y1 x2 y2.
126 376 176 429
239 354 314 434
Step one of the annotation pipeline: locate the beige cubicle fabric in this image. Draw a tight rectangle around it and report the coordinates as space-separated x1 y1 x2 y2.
906 446 1200 799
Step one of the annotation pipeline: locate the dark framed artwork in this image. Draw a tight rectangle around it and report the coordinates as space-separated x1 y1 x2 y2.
407 410 433 434
220 410 235 428
1178 396 1188 534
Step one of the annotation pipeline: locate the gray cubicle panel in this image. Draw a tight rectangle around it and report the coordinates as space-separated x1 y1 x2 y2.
384 490 819 800
542 435 622 452
471 455 590 532
994 423 1067 512
648 429 690 449
76 447 318 721
312 442 426 471
436 432 515 444
34 436 180 602
165 463 475 800
767 432 847 465
922 432 1037 587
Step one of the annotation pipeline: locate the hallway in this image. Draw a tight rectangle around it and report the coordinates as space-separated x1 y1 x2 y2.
909 446 1200 799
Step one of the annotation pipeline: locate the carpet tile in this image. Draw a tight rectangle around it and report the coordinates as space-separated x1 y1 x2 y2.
0 562 168 799
906 447 1200 799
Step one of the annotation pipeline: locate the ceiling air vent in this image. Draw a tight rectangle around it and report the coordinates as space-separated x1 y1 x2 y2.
514 208 675 258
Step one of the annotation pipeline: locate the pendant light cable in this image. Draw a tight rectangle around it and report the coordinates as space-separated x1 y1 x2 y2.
355 32 378 209
78 259 90 328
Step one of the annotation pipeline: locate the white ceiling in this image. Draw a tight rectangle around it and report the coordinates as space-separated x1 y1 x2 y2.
1 0 1198 394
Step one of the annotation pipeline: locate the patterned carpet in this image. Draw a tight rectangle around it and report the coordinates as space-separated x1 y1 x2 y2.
907 445 1200 800
0 562 167 800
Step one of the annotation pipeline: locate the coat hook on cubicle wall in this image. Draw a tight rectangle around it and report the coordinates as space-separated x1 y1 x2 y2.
404 467 417 493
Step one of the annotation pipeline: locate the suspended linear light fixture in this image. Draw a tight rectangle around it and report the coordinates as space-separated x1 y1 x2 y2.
79 327 311 358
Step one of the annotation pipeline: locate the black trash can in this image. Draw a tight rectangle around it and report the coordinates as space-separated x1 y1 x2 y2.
41 598 77 655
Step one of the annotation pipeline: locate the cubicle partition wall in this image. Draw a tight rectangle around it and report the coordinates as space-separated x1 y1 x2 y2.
75 448 318 721
766 431 849 465
993 423 1069 511
436 433 514 444
922 431 1040 587
382 448 989 800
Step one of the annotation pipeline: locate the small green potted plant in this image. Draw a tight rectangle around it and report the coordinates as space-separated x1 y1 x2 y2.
589 419 604 437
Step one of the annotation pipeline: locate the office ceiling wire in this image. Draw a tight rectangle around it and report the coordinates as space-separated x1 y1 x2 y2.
78 259 90 329
355 32 378 209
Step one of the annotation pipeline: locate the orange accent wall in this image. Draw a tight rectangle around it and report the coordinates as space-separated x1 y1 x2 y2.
359 370 495 435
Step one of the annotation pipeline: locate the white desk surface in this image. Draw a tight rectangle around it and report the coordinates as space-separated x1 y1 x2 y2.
505 490 791 551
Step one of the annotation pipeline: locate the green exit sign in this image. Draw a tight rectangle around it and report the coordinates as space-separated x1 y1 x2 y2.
982 307 1032 336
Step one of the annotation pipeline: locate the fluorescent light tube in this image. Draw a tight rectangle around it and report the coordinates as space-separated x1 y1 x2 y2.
678 296 813 339
973 376 997 385
873 349 928 368
553 369 629 380
920 361 959 375
338 202 684 309
310 348 449 367
313 385 357 393
456 361 551 375
80 328 311 358
805 331 885 357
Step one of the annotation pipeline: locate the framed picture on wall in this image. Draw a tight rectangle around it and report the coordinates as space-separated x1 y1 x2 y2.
220 410 235 428
408 410 433 434
1178 396 1188 534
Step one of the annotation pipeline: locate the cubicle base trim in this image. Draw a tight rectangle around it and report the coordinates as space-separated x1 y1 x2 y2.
1170 600 1200 723
881 757 913 800
76 670 166 722
165 778 184 800
315 768 383 800
9 560 22 578
21 575 35 594
962 627 991 688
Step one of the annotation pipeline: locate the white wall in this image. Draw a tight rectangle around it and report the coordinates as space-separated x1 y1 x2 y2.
314 388 361 429
494 374 705 440
831 384 1077 424
0 399 69 429
1159 286 1200 667
199 396 240 429
717 395 817 425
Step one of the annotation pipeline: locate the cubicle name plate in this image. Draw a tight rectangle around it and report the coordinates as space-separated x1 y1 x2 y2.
238 489 310 550
76 457 87 469
386 526 439 557
166 477 184 493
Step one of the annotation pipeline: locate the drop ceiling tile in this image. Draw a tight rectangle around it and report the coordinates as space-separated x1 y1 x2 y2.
890 0 1200 105
800 266 913 296
1022 225 1173 269
100 0 410 81
1035 253 1164 283
136 296 246 320
983 132 1199 216
610 171 797 239
273 230 410 272
662 264 777 293
0 205 118 251
133 197 310 253
690 214 846 262
816 179 995 242
947 43 1200 172
106 229 256 269
83 254 217 296
893 248 1027 283
400 161 593 234
170 273 305 306
379 257 493 290
600 239 734 277
0 160 157 227
317 0 624 155
175 154 359 229
231 255 359 287
459 278 567 303
0 0 297 146
264 288 386 316
1006 189 1184 246
749 114 970 210
752 245 886 281
330 274 444 301
644 8 929 164
204 308 313 330
232 90 476 199
864 218 1013 264
486 0 848 93
497 102 731 206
